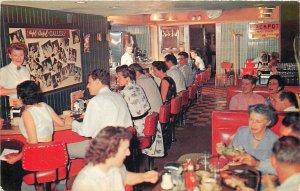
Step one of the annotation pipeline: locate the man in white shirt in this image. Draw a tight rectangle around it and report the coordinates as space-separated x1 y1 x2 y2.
121 44 134 66
272 91 299 112
72 126 159 191
271 136 300 191
178 51 193 87
0 42 30 98
164 54 186 93
65 69 133 158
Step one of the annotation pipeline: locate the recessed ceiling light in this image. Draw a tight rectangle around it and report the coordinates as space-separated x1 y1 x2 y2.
110 6 120 9
75 1 87 4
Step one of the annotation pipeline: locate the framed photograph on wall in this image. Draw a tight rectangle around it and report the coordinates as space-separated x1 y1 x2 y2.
8 27 83 92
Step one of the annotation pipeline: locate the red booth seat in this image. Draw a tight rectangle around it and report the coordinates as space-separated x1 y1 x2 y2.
211 110 284 155
226 86 300 107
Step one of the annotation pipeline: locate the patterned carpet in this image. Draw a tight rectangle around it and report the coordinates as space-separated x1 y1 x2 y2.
141 79 227 190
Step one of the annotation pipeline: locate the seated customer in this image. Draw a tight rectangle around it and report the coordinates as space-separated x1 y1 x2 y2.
280 112 300 139
164 54 186 93
229 75 265 110
129 63 162 113
152 61 176 104
232 104 278 175
72 126 159 191
273 91 299 112
116 65 164 157
178 51 193 87
266 75 285 106
271 136 300 191
3 80 65 190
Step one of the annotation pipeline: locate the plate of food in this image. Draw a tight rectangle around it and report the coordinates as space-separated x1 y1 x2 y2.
216 142 245 161
221 169 258 190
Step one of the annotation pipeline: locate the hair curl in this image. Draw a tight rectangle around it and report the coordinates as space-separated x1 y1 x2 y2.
267 75 285 91
85 126 132 165
88 69 110 85
248 104 278 128
7 42 28 57
152 61 168 73
116 65 136 81
17 80 43 105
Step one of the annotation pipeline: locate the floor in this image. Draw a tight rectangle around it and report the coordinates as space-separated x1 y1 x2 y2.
140 79 228 190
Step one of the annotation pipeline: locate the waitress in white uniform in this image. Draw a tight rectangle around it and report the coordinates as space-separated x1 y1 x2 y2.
121 44 134 66
0 42 30 99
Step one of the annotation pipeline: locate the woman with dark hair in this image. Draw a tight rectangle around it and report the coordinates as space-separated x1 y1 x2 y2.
116 65 164 157
231 104 279 175
152 61 176 104
16 80 65 144
266 74 285 106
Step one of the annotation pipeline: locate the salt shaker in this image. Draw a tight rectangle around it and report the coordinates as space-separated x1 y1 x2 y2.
161 171 173 190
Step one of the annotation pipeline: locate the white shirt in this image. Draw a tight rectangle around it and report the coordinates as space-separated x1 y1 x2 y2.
19 103 54 142
195 56 205 70
72 87 133 138
284 106 299 112
0 62 30 98
166 65 186 93
276 173 300 191
72 163 127 191
178 64 193 87
121 52 133 66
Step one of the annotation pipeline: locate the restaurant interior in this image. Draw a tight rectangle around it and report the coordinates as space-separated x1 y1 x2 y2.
0 1 300 191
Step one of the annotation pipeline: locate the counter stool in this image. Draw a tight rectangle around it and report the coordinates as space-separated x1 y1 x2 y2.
138 112 159 170
188 85 196 106
22 142 69 191
159 103 171 151
170 96 182 142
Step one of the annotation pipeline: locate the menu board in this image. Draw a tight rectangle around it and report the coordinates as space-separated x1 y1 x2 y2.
8 27 82 92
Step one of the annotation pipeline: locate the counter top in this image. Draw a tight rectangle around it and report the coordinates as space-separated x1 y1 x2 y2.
0 124 72 135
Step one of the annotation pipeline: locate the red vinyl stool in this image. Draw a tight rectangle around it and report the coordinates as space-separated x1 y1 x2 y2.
138 112 159 170
170 96 182 142
159 103 171 151
22 142 69 191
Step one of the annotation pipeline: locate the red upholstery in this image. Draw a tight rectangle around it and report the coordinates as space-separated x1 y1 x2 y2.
179 90 189 107
125 185 134 191
127 126 137 134
170 96 182 115
188 86 196 101
246 59 254 64
244 62 256 68
226 86 300 107
221 62 232 73
138 137 152 149
159 103 170 124
22 142 68 186
211 111 284 155
240 68 254 76
144 112 159 136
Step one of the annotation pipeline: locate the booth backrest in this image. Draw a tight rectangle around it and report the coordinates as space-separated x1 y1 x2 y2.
211 110 284 155
226 86 300 107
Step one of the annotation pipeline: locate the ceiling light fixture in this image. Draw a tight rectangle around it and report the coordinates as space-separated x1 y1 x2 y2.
150 13 164 21
166 13 177 21
75 1 87 4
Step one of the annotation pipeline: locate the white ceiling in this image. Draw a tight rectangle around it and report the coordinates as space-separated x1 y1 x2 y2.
0 0 294 17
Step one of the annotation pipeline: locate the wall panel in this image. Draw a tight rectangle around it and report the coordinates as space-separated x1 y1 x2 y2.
0 5 108 115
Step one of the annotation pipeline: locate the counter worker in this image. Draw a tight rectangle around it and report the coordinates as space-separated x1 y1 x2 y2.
0 42 30 99
121 44 134 66
65 69 133 158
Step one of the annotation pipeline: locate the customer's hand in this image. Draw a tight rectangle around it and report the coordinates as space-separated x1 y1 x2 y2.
235 153 260 167
142 170 159 183
5 152 22 164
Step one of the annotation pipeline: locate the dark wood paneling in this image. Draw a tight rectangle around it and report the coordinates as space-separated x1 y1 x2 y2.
0 5 109 115
280 2 300 62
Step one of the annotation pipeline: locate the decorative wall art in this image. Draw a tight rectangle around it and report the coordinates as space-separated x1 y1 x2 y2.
8 27 83 92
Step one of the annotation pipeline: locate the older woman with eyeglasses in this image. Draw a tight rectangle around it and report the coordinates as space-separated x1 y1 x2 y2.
116 65 164 157
231 104 279 175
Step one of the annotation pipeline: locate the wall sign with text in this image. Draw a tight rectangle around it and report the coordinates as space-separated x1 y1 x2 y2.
249 23 280 39
8 27 82 93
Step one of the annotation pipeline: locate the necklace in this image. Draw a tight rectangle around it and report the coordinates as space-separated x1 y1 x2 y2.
252 131 266 141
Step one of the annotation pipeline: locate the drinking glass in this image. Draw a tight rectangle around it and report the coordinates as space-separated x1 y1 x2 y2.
198 152 211 171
